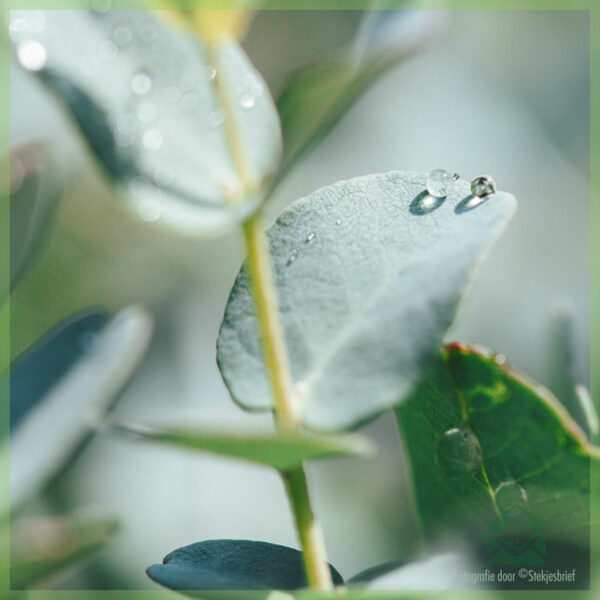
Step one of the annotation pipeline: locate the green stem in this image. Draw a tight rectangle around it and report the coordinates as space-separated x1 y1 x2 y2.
205 39 332 589
242 215 333 590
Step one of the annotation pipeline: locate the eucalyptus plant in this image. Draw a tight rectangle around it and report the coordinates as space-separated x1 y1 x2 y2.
9 5 599 597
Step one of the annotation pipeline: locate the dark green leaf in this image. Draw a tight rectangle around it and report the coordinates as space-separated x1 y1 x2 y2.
395 343 600 546
14 9 280 235
218 172 516 430
146 540 343 596
110 421 374 470
10 511 118 589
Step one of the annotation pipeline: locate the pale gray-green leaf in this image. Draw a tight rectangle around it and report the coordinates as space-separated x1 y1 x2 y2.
12 9 281 235
109 421 374 470
217 171 516 430
10 305 153 509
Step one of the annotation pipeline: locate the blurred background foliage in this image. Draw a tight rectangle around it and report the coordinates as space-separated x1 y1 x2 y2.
5 3 593 594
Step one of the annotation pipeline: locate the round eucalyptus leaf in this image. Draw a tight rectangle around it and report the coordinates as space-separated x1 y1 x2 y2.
9 305 153 509
11 9 281 235
217 171 516 430
146 539 343 596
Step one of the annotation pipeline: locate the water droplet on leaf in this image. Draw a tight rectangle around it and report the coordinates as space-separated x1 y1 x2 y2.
142 129 163 151
306 232 317 243
426 169 452 197
286 249 299 266
131 72 152 95
435 427 482 479
494 481 528 512
99 39 118 61
240 93 255 109
17 39 47 71
112 25 133 47
471 175 497 198
208 109 225 128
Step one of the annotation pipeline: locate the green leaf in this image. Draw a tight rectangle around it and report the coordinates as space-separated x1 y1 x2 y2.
10 511 118 589
394 343 600 546
276 9 441 180
146 539 343 597
110 421 374 470
9 305 153 510
5 141 61 292
546 309 598 440
217 171 516 430
13 9 281 235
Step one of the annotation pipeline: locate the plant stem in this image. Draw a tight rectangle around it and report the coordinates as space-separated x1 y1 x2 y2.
242 215 333 590
206 40 333 590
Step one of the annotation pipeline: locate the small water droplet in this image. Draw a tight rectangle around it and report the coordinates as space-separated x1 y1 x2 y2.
162 85 181 104
138 196 163 222
471 175 497 198
92 0 112 13
131 72 152 95
17 39 47 71
335 219 342 225
201 65 217 81
208 109 225 128
435 427 482 479
426 169 452 197
181 92 199 113
99 39 118 60
78 54 100 76
240 93 255 109
305 231 317 243
286 249 299 266
494 481 528 513
137 101 157 123
452 172 460 180
142 129 163 151
112 25 133 47
494 353 507 366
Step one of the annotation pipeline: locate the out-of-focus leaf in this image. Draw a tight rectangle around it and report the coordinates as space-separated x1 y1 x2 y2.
6 142 61 292
11 9 281 235
8 310 107 432
10 305 153 509
149 1 258 42
10 511 118 589
217 172 516 430
146 539 343 596
109 421 374 470
276 9 444 180
546 309 598 440
395 343 600 548
348 553 473 590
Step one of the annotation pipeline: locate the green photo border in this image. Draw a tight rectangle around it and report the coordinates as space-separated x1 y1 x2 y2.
1 1 597 599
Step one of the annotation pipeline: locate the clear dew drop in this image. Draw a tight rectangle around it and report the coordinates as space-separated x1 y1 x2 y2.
494 353 507 366
335 219 342 225
17 40 47 71
98 39 118 61
494 481 528 513
471 175 497 198
142 129 163 151
137 196 163 222
112 25 133 47
208 109 225 128
201 65 217 81
305 231 317 243
286 249 299 266
131 72 152 95
426 169 452 198
435 427 483 480
137 101 157 123
240 93 256 109
92 0 112 12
